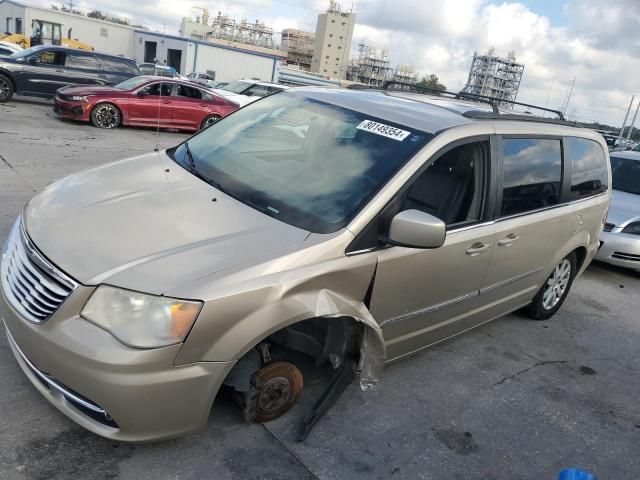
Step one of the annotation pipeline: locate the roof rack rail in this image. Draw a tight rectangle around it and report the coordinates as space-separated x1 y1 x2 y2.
382 80 566 121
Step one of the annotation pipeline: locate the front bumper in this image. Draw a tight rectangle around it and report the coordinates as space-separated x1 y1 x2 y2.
596 230 640 270
1 286 234 442
53 97 89 120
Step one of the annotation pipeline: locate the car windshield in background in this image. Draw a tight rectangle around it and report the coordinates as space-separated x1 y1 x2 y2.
115 77 152 90
610 156 640 195
221 81 251 94
172 92 431 233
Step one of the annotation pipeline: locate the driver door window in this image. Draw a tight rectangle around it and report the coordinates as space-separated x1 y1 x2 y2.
141 82 173 96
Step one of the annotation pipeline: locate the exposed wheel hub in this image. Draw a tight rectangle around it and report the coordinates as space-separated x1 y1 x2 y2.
238 362 303 423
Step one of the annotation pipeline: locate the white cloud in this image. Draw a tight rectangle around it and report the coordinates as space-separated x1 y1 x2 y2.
28 0 640 125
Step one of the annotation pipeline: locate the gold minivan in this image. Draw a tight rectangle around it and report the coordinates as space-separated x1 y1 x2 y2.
1 86 610 441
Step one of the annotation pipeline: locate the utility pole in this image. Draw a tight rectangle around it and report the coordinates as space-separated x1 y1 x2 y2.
544 78 555 109
619 95 635 145
562 77 575 115
626 98 640 142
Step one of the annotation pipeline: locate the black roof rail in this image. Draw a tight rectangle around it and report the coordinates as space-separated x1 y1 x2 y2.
382 80 499 113
382 80 566 122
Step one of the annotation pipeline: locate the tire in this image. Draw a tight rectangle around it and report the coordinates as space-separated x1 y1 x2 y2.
524 251 577 320
90 103 121 129
200 114 221 130
0 74 14 102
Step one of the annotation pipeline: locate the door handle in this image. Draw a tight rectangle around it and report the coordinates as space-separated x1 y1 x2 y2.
498 234 520 247
466 242 491 256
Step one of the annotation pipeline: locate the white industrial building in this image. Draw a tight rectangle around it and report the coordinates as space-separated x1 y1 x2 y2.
0 0 285 82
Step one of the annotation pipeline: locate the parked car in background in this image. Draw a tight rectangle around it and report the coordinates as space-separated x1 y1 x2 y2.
1 86 609 441
54 75 239 131
0 45 140 102
138 63 182 78
597 151 640 270
206 80 228 89
0 40 23 56
187 72 214 85
212 79 288 106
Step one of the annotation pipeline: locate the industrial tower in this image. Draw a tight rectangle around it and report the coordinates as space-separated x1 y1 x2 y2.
461 49 524 108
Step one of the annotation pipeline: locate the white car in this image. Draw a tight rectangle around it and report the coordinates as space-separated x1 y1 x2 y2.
212 79 288 106
0 41 23 57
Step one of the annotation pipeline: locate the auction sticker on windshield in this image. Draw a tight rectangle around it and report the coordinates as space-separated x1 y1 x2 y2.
356 120 411 141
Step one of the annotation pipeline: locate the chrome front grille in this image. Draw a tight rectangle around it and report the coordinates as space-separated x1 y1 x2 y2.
1 217 77 323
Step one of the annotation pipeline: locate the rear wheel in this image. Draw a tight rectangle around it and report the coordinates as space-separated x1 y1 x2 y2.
525 252 577 320
200 114 221 130
90 103 121 129
0 74 14 102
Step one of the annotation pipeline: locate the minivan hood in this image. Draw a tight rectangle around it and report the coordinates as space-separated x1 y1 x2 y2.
609 189 640 226
23 152 309 294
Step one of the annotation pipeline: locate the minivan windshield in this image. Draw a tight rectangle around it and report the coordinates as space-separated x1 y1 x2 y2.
171 91 431 233
610 156 640 195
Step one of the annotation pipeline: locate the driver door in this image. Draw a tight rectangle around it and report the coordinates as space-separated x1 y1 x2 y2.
128 81 174 126
20 49 66 96
368 138 497 361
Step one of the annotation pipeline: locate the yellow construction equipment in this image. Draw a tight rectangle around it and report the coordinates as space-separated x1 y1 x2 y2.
0 19 93 51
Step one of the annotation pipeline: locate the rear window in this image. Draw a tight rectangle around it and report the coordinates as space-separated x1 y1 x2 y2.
565 137 608 199
101 57 137 74
500 138 562 217
65 53 100 70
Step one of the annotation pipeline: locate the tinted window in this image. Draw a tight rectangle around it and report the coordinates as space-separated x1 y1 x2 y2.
566 137 608 199
0 47 14 56
176 84 202 99
501 138 562 216
101 57 135 73
65 54 100 69
178 92 431 232
245 85 270 97
610 156 640 195
143 83 172 96
31 50 64 65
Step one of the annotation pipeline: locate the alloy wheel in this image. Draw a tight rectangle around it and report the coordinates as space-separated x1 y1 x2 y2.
542 259 572 310
94 105 120 129
0 78 10 100
203 115 221 128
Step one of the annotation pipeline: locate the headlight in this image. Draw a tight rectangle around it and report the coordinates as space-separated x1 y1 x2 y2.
622 221 640 235
81 285 202 348
69 95 87 102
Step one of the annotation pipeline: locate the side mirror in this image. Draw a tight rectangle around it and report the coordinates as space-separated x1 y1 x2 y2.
387 209 446 249
27 56 38 64
136 90 148 97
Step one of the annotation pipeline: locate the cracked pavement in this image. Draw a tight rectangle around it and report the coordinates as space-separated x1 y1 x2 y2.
1 98 640 479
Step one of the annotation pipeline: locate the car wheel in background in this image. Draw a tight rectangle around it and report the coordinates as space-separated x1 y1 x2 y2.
0 74 14 102
200 114 221 130
90 103 121 129
524 251 577 320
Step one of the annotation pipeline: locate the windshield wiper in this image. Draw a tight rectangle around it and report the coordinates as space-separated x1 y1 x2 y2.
184 141 197 170
182 142 233 196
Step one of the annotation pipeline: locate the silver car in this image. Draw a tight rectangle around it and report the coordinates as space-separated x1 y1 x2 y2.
597 151 640 270
1 87 610 441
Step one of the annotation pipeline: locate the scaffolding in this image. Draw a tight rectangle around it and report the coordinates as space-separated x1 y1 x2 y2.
461 49 524 109
393 64 418 84
346 43 393 87
281 29 315 71
184 11 276 49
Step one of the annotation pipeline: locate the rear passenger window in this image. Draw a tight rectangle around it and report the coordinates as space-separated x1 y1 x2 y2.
176 85 202 99
101 58 136 74
565 137 608 199
65 54 100 70
500 138 562 217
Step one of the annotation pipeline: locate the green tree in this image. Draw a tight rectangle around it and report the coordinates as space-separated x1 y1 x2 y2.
417 74 447 91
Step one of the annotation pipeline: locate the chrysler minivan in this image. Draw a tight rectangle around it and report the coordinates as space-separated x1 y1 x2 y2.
1 85 610 441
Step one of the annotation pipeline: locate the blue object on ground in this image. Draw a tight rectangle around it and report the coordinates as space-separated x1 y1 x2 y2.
558 468 597 480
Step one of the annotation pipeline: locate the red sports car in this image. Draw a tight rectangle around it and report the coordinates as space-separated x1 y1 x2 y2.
54 76 240 131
